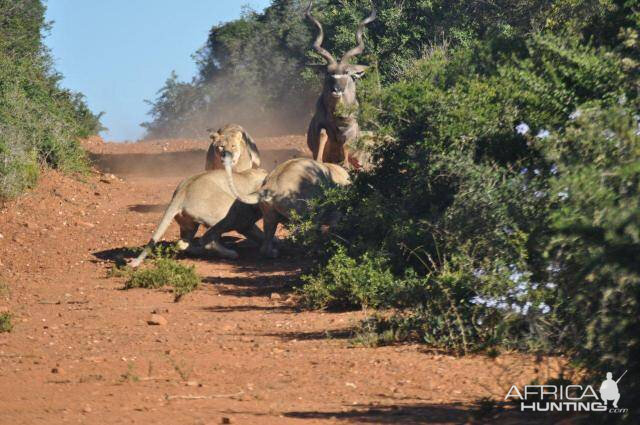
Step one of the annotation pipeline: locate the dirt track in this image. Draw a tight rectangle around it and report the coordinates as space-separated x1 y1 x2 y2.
0 136 565 424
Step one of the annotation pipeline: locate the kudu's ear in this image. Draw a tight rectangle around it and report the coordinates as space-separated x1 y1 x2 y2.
346 64 368 79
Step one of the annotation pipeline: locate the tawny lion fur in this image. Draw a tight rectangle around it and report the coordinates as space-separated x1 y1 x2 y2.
129 167 268 267
223 157 350 258
205 124 261 172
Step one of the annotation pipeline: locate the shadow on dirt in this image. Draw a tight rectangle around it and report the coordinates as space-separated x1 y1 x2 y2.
92 246 141 266
89 148 302 177
92 241 185 266
260 328 354 341
204 273 299 298
283 403 469 424
128 203 167 213
282 402 555 424
92 239 309 271
200 305 293 313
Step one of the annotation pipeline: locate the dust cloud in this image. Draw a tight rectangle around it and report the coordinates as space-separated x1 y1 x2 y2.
142 68 317 143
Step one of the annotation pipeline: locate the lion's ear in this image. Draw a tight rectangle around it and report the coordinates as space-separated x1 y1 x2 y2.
243 130 261 168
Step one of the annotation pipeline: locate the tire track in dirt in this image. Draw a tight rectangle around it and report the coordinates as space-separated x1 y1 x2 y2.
0 137 565 424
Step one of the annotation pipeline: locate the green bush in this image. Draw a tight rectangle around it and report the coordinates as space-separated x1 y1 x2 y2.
291 8 639 418
299 246 397 310
542 105 639 418
0 0 102 200
124 258 200 302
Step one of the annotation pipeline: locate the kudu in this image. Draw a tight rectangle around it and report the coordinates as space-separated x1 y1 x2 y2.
306 1 376 168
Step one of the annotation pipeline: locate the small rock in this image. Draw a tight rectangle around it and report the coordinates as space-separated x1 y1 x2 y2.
23 222 38 230
147 314 167 326
270 293 282 301
0 306 9 314
221 417 232 424
77 221 95 229
0 233 4 239
83 406 92 413
51 367 63 374
185 380 199 387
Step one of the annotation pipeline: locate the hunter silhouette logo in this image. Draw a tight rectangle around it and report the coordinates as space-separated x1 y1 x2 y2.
599 370 626 408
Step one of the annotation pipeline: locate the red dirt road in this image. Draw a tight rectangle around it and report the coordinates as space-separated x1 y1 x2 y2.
0 137 566 424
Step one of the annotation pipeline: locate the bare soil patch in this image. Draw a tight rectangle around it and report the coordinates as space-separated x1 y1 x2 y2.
0 137 567 424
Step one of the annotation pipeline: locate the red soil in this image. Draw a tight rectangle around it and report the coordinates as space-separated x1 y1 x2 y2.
0 136 569 424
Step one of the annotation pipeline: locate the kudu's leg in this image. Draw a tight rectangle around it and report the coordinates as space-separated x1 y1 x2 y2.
316 128 328 163
342 143 350 169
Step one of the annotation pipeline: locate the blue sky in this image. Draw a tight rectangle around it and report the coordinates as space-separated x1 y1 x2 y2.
45 1 271 141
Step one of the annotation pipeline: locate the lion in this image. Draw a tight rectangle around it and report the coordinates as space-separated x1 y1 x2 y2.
205 124 261 172
223 157 350 258
129 167 268 268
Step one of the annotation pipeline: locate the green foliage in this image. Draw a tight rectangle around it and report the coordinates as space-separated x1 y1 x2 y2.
123 258 200 302
299 245 397 309
0 0 102 200
142 0 634 139
0 312 13 333
288 2 638 416
147 0 639 419
543 105 639 415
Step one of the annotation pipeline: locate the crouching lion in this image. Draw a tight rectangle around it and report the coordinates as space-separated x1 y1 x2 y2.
205 124 261 172
223 157 351 258
129 167 268 268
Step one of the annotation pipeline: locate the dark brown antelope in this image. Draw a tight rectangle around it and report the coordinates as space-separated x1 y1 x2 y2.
306 1 376 168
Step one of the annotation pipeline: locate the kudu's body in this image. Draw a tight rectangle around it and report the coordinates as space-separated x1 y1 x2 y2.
306 1 376 168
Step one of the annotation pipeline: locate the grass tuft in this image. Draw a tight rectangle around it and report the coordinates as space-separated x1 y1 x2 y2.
123 258 199 302
0 312 13 333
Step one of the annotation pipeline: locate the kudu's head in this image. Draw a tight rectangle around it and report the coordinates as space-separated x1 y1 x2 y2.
306 1 376 101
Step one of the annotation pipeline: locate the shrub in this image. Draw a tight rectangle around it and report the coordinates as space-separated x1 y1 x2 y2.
542 105 640 419
0 1 102 200
293 28 639 411
124 258 200 302
299 246 397 310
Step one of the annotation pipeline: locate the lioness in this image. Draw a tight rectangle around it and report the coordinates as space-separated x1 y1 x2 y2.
223 157 350 258
129 167 268 268
205 124 261 172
